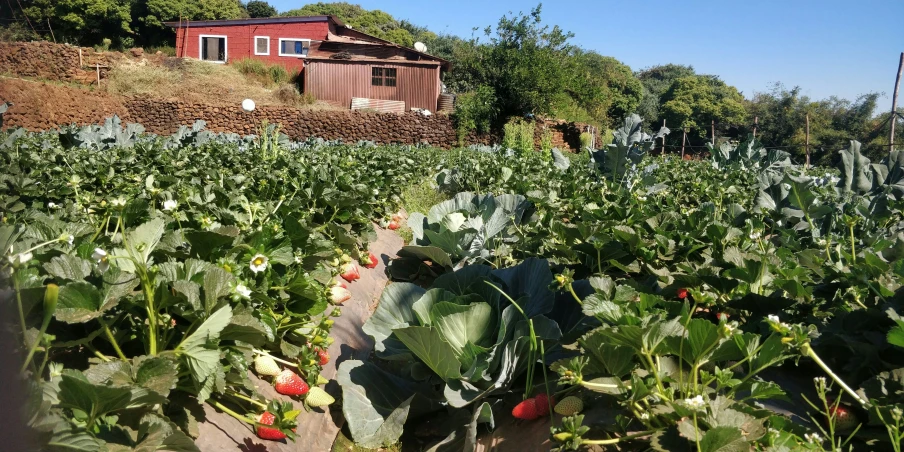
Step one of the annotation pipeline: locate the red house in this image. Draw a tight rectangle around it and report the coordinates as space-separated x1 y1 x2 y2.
165 15 450 112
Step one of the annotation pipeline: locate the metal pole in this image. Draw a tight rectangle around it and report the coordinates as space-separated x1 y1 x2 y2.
890 52 903 154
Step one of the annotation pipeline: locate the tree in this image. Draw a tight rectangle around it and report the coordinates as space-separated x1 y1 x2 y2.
635 64 695 126
17 0 133 47
567 50 643 128
282 2 414 46
245 0 277 18
134 0 247 47
480 5 575 118
660 74 748 143
745 83 888 164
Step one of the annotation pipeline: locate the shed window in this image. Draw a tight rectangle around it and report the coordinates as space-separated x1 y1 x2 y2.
279 38 310 57
254 36 269 55
199 35 227 63
371 67 397 87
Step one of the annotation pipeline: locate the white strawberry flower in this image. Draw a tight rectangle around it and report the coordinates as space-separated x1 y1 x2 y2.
235 284 252 299
92 248 109 272
7 252 33 266
683 395 706 411
67 235 74 245
47 202 58 209
249 254 268 273
111 198 126 207
162 199 178 211
804 433 821 444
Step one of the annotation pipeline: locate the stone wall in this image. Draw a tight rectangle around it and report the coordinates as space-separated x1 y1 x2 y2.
534 119 600 152
0 41 127 85
124 98 491 147
0 74 599 151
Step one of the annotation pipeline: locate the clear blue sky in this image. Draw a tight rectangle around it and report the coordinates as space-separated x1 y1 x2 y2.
270 0 904 103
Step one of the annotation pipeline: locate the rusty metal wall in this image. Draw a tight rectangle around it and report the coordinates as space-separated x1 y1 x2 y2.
305 60 440 111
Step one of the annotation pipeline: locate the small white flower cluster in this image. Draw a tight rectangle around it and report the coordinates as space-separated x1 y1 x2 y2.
813 173 840 187
162 200 178 211
234 283 252 299
683 395 707 411
804 432 822 444
748 231 762 241
7 251 33 266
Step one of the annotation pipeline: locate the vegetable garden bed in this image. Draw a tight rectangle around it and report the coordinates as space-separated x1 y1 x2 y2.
3 109 904 451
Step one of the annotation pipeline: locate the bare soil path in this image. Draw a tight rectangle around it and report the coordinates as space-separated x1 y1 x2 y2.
195 226 403 452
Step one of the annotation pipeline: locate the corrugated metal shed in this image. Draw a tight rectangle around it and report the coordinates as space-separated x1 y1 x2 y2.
305 59 440 111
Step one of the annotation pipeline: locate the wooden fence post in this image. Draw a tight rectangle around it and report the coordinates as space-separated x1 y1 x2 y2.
890 52 903 155
805 113 811 169
711 119 715 145
681 128 687 159
662 119 667 154
95 64 100 87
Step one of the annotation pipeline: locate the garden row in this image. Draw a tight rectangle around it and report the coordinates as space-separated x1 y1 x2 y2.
2 111 904 451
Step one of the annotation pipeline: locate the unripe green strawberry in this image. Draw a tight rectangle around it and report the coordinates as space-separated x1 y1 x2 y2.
254 355 281 377
830 405 860 432
305 387 335 407
554 396 583 416
316 374 329 385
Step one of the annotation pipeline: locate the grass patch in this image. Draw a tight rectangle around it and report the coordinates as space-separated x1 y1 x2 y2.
106 59 341 109
399 177 449 244
232 58 292 86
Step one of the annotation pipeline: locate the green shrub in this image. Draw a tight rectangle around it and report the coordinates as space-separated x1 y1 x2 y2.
232 58 293 86
453 85 497 145
502 118 535 156
540 127 553 154
579 132 592 150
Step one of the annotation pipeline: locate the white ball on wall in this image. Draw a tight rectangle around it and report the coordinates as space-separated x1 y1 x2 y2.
242 99 256 112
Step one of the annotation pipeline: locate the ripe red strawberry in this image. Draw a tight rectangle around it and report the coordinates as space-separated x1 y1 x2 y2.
315 347 329 366
363 252 378 269
255 412 286 441
676 288 688 299
533 393 553 417
387 220 400 230
512 398 539 420
716 312 730 321
391 213 404 223
274 369 309 396
339 262 360 282
829 405 860 432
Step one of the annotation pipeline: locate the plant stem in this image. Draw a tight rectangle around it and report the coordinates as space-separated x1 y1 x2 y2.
85 343 111 362
693 413 702 452
567 282 582 306
803 344 869 407
99 317 128 360
228 391 267 409
849 224 856 264
581 429 659 445
210 400 257 425
252 348 299 367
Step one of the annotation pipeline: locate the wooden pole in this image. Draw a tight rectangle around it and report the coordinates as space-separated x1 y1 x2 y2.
753 116 758 139
78 48 83 67
890 52 903 154
711 119 715 145
47 18 56 43
95 64 100 87
681 128 687 158
806 113 811 169
661 119 667 154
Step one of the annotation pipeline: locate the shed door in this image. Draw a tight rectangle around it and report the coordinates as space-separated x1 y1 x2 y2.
370 66 399 102
201 37 225 62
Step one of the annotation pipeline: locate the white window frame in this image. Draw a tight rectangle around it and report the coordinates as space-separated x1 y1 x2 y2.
198 34 228 63
278 38 311 57
254 36 270 56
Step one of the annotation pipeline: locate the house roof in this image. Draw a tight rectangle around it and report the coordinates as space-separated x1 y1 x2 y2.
166 15 451 71
163 15 345 29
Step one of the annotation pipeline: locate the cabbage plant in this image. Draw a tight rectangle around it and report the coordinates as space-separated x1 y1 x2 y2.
388 192 535 282
338 258 563 449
